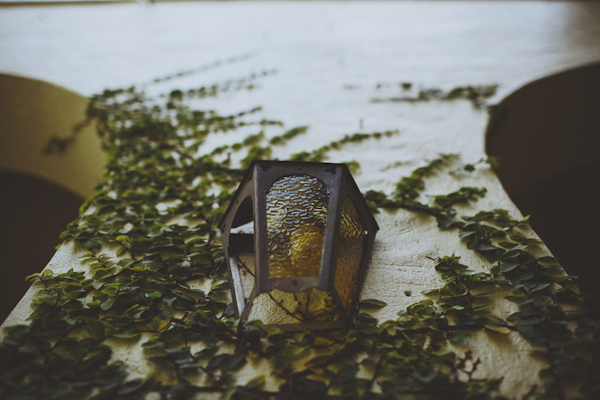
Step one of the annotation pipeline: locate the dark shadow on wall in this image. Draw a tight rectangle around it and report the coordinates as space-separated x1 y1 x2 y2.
486 62 600 294
0 170 83 324
512 165 600 295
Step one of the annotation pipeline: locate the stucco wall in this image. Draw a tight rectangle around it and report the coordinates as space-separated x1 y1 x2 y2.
2 97 549 396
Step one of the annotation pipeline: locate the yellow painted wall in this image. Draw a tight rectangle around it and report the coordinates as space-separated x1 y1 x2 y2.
0 73 105 199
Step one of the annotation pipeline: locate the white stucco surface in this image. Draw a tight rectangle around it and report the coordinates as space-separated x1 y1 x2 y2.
2 1 600 98
2 1 600 398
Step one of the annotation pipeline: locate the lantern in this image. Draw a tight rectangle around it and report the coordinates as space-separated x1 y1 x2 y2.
219 161 378 331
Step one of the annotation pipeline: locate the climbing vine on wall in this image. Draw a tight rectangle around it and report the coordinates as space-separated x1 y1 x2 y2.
343 81 498 109
1 65 599 400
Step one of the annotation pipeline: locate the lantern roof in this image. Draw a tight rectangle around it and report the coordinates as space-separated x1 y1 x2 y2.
218 160 378 233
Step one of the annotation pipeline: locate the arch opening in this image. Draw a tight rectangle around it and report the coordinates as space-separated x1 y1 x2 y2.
0 73 105 322
486 63 600 293
0 170 83 324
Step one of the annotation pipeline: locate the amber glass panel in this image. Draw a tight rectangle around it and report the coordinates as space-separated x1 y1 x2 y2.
334 198 365 310
267 175 328 278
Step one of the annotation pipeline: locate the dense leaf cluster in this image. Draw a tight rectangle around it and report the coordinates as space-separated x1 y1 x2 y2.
1 68 598 400
368 160 600 400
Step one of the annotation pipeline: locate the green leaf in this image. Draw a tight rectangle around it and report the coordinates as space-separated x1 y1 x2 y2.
148 355 173 369
208 353 246 374
93 270 114 281
497 262 519 273
467 236 479 249
123 303 141 315
219 388 237 400
366 200 380 214
163 254 187 263
499 241 517 249
162 296 176 307
304 355 328 369
313 337 333 347
91 281 104 290
528 283 551 294
244 375 265 390
509 235 527 242
538 256 560 265
112 329 141 340
485 325 511 334
283 345 308 358
25 272 42 281
83 237 102 252
117 258 136 268
246 320 264 328
210 206 227 220
558 275 578 283
517 298 534 307
356 312 378 326
86 319 105 338
271 355 291 370
211 280 228 290
448 330 472 344
437 218 456 229
266 327 284 338
359 299 387 309
458 230 476 239
100 296 117 311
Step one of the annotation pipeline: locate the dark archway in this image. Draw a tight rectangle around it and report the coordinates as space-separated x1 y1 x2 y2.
486 63 600 294
0 171 83 324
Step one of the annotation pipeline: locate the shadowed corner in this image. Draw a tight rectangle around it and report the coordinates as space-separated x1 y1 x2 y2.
0 171 83 324
486 62 600 294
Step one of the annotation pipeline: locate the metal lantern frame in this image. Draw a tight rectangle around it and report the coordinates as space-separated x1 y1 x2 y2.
218 160 379 331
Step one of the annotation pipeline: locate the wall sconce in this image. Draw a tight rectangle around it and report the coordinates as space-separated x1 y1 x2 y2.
219 161 379 331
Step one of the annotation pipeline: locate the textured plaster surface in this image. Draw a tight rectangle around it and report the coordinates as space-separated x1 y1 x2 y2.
0 74 106 198
2 1 600 398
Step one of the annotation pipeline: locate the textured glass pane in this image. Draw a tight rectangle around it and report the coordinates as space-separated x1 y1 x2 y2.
267 175 328 278
335 198 365 310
